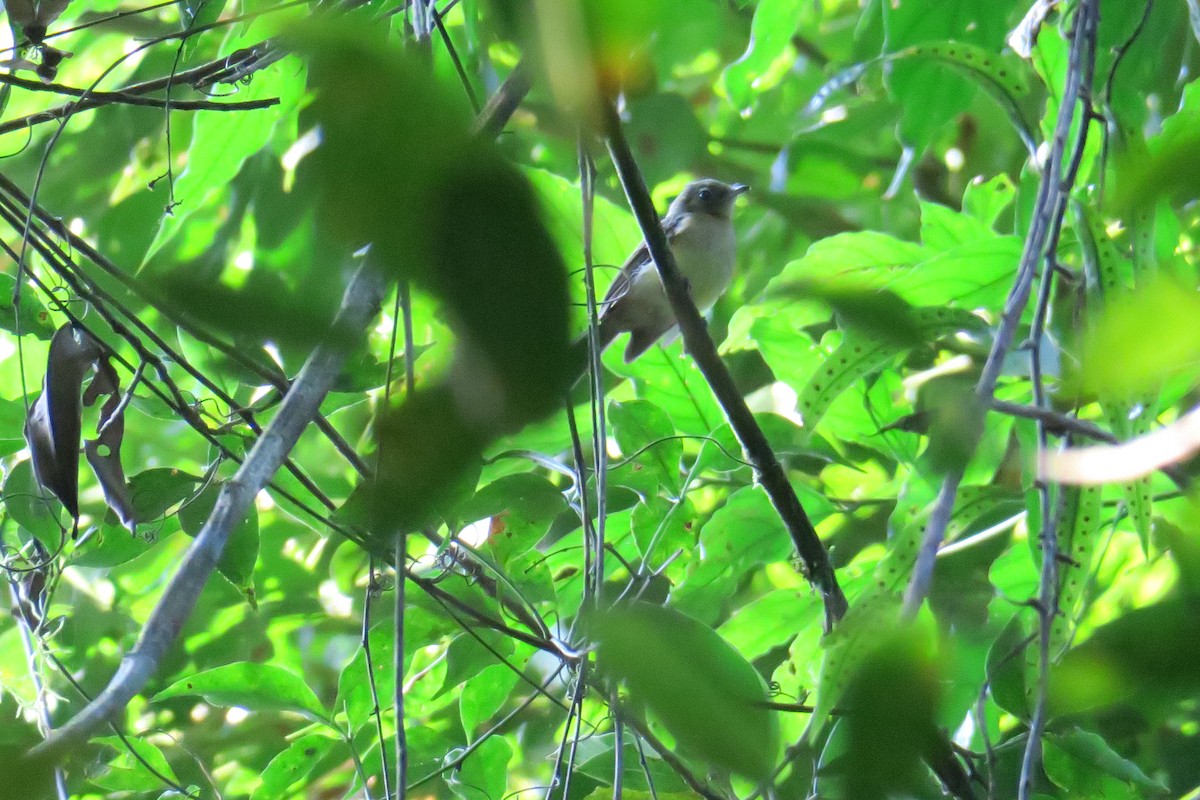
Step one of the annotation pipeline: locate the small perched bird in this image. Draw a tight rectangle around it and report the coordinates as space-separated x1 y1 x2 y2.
586 178 748 364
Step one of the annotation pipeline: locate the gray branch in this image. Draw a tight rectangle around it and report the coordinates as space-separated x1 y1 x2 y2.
30 264 386 761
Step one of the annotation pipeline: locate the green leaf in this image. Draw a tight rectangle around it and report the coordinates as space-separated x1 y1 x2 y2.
623 93 707 186
1079 277 1200 398
447 735 511 800
576 739 689 793
671 486 793 622
793 307 986 437
1046 485 1104 663
153 662 330 725
1046 727 1166 793
460 663 519 736
890 40 1046 150
455 473 567 566
0 273 55 340
1051 597 1200 715
591 601 780 781
90 735 179 793
830 624 943 800
718 589 822 662
961 174 1017 228
144 55 288 263
178 481 260 594
609 399 682 495
808 588 903 738
0 396 25 457
436 630 515 697
251 733 340 800
127 467 202 523
2 458 62 548
722 0 804 112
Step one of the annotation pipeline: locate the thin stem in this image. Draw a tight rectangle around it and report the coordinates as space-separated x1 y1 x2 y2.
361 561 392 800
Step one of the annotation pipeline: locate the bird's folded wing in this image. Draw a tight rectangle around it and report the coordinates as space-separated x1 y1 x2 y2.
600 213 682 314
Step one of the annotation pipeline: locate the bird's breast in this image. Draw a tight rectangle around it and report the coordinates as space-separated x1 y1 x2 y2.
667 215 736 312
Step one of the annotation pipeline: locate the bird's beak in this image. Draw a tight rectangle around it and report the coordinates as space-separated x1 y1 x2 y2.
731 183 750 195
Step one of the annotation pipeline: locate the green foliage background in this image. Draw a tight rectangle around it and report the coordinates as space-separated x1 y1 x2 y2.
1 0 1199 798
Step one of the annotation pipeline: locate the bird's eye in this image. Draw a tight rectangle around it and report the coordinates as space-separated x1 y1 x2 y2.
698 188 712 203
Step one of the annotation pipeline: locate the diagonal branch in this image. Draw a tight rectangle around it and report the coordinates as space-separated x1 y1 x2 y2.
29 263 387 761
602 103 847 631
28 49 539 765
901 0 1101 622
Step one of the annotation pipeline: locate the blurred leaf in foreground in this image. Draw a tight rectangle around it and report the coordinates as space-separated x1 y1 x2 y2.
1077 277 1200 399
590 601 780 782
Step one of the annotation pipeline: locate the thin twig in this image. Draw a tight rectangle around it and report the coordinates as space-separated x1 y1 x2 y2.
0 45 274 135
361 562 392 800
0 72 278 111
7 581 68 800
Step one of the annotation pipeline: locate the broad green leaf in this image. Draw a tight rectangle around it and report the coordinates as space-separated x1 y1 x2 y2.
456 473 567 566
722 0 804 111
920 200 1000 249
0 396 24 456
447 735 511 800
719 589 822 662
460 663 519 736
891 40 1045 150
436 630 516 697
624 93 707 186
828 624 943 800
1050 597 1200 715
337 612 454 725
251 733 340 800
671 486 793 622
986 612 1031 720
2 458 62 548
591 601 780 781
1079 277 1200 398
609 399 682 496
794 307 986 437
70 520 158 568
144 58 288 263
773 230 1020 309
90 736 179 793
1045 727 1166 793
577 740 689 793
630 494 696 577
126 468 202 524
0 274 55 340
153 662 329 724
178 481 260 594
961 174 1017 229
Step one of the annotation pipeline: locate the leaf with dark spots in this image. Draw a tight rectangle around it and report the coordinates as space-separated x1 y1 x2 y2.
24 325 103 527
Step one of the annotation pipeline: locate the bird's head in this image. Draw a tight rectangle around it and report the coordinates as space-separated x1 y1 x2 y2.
670 179 749 220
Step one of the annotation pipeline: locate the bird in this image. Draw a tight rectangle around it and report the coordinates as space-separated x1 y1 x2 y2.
581 178 748 368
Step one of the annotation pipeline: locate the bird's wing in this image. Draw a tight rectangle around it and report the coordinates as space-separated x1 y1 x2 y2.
599 213 685 315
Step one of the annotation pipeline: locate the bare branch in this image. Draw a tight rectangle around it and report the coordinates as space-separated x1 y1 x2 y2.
0 72 278 112
602 103 847 630
29 264 387 760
